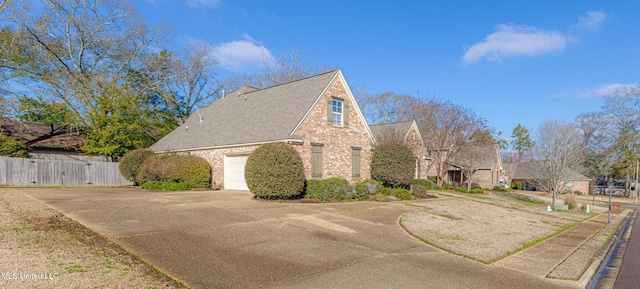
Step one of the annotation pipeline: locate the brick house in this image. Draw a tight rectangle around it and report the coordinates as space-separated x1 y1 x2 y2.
150 69 375 190
369 120 429 179
503 162 591 194
448 143 502 189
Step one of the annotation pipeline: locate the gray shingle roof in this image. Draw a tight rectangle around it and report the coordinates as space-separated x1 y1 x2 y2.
150 70 340 152
451 144 499 169
368 121 414 142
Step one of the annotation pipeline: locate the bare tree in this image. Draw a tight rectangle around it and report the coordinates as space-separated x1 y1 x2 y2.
359 91 413 125
221 48 331 91
404 97 489 187
602 85 640 194
531 120 585 208
8 0 169 125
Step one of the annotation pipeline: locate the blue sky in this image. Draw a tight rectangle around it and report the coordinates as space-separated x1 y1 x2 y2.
132 0 640 141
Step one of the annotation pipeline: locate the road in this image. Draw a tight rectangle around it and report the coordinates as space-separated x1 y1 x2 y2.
589 202 640 289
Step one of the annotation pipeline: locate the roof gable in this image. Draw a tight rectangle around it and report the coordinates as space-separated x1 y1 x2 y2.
151 70 344 152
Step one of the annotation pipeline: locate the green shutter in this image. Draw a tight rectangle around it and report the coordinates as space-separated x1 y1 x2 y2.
312 145 323 179
343 101 349 128
327 99 333 125
352 148 360 180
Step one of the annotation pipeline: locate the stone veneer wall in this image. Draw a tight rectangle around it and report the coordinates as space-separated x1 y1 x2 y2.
292 77 373 182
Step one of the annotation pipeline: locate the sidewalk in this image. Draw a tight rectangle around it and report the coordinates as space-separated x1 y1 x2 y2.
493 207 630 287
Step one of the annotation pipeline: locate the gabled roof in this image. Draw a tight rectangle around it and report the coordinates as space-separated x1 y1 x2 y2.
0 118 83 150
151 69 363 152
369 120 415 142
450 143 500 170
503 162 591 181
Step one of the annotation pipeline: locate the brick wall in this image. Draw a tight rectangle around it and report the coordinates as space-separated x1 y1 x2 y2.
190 145 260 189
293 77 373 183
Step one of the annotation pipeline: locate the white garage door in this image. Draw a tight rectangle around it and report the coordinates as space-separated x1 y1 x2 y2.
224 155 249 190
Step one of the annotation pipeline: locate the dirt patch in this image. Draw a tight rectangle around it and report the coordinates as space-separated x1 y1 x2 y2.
0 190 185 289
401 192 596 263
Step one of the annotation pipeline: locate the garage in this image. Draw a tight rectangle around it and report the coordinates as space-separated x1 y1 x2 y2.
224 155 250 191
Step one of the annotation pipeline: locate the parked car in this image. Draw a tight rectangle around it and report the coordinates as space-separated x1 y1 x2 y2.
498 180 508 188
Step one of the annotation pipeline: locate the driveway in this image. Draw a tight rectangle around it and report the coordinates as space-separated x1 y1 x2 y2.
13 188 577 289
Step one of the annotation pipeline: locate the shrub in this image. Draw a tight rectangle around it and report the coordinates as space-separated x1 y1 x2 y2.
245 142 305 199
0 134 29 158
517 182 523 190
393 188 412 200
379 186 392 196
119 148 155 184
305 178 353 201
141 181 191 191
411 184 428 198
444 182 451 190
413 179 434 190
510 182 516 189
455 187 468 193
493 186 514 192
428 176 437 183
469 188 484 194
564 193 577 209
137 153 211 188
371 142 416 188
354 179 382 200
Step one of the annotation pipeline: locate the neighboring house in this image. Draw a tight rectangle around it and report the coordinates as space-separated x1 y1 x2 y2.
150 69 375 190
503 162 591 194
369 120 429 179
0 118 107 162
448 143 502 189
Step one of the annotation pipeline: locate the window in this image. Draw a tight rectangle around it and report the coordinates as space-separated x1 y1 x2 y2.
332 99 342 126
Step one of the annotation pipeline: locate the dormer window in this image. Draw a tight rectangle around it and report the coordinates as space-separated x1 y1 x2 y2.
332 99 343 126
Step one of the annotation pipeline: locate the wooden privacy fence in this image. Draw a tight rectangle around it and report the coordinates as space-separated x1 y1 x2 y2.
0 156 133 186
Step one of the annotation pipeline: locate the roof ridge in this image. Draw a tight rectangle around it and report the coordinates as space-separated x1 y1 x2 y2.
240 69 339 95
369 120 414 127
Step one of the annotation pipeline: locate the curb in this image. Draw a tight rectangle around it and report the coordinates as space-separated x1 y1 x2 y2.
578 209 633 288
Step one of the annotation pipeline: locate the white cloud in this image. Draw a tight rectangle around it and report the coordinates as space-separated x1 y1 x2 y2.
211 35 276 72
462 24 568 66
575 11 607 30
556 83 640 99
185 0 222 8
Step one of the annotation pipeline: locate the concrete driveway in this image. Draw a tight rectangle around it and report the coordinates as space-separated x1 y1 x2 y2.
13 188 577 289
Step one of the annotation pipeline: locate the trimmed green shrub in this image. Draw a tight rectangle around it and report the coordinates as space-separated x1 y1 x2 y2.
455 187 468 193
0 133 29 158
469 188 484 194
119 148 155 184
411 184 428 198
393 188 412 200
510 182 516 189
444 182 451 190
493 186 514 192
305 178 353 201
245 142 304 199
371 142 416 188
137 153 211 188
379 186 392 196
413 179 434 190
517 182 523 190
428 176 437 183
141 181 191 191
